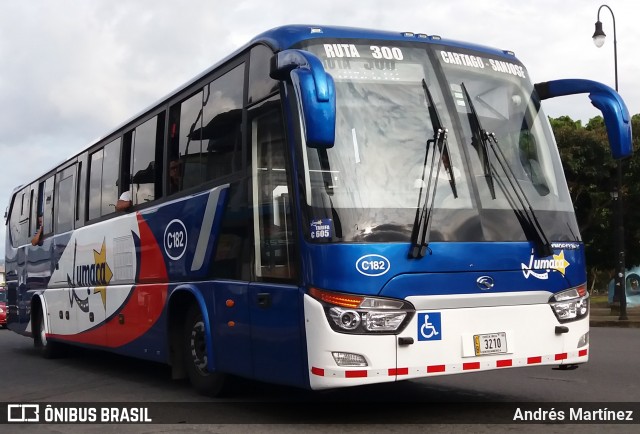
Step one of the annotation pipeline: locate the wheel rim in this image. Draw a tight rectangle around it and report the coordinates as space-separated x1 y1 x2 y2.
39 317 47 346
189 319 208 375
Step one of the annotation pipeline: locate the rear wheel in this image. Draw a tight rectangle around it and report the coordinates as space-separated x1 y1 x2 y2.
183 304 228 396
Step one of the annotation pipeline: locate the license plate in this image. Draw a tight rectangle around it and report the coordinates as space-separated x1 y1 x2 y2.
473 332 507 356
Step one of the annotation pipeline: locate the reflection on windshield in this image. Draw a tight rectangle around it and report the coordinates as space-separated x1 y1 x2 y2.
304 64 471 210
443 62 571 213
298 41 579 243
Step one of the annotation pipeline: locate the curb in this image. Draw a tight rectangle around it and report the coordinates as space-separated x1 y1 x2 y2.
590 318 640 328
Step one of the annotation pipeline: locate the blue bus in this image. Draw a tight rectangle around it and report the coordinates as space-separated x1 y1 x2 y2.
4 25 632 395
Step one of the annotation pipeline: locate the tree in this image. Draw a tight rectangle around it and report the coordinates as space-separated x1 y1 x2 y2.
551 114 640 288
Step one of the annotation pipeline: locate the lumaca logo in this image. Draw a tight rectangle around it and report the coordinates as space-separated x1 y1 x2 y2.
521 250 570 280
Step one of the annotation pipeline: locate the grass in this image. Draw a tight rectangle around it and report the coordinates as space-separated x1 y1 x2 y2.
590 294 609 307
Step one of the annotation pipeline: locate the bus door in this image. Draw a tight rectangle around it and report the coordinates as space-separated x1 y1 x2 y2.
248 100 304 386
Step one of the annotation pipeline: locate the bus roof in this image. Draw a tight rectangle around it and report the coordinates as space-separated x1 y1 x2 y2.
252 24 518 60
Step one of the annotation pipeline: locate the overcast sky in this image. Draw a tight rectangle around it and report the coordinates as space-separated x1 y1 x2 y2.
1 0 638 252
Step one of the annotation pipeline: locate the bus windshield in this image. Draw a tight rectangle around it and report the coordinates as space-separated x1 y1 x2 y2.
297 41 579 244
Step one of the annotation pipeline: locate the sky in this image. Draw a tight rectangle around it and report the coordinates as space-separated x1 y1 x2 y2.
1 0 638 253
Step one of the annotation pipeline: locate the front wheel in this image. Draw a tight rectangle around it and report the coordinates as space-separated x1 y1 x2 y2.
183 304 228 396
34 310 63 358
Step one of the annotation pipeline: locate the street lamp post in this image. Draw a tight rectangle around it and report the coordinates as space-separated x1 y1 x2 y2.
593 4 627 321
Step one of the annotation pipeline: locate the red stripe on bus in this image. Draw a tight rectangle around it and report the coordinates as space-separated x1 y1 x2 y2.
555 353 568 361
345 370 368 378
427 365 446 373
579 349 588 357
496 359 512 367
388 368 408 376
527 356 542 364
311 367 324 376
463 362 480 370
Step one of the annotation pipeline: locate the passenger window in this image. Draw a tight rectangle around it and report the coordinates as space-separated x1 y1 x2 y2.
248 45 279 104
169 64 244 192
88 138 121 219
201 64 244 181
130 114 164 205
55 165 76 233
174 90 205 190
42 176 55 235
9 187 31 246
251 99 295 280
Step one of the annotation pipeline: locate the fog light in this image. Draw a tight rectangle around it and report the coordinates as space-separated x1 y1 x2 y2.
332 352 368 367
577 331 589 348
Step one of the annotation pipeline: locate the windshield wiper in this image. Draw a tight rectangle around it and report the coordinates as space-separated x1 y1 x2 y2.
460 82 552 257
409 80 456 259
461 83 496 199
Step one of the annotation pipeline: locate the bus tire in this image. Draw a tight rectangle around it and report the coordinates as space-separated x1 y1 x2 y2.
33 310 63 359
183 304 228 397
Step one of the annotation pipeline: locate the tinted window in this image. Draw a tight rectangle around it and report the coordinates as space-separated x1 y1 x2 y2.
55 165 75 233
43 176 54 235
29 184 38 236
202 64 244 180
130 114 163 205
248 45 279 104
177 91 205 189
102 139 120 215
9 187 30 246
88 150 103 220
169 64 245 192
88 138 121 219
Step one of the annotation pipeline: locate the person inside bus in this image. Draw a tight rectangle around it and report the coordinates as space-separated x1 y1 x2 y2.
31 215 44 246
168 159 182 194
115 190 132 211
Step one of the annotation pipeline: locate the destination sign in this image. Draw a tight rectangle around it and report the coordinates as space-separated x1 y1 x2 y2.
321 57 424 83
311 43 425 83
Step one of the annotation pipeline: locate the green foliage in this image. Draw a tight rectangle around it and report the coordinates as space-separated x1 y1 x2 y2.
550 114 640 277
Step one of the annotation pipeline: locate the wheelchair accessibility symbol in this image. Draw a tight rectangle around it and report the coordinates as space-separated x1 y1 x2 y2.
417 312 442 341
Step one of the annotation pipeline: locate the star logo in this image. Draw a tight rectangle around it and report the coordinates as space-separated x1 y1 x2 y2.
92 240 113 308
552 250 570 276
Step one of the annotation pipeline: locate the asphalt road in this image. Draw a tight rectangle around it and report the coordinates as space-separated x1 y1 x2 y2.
0 327 638 432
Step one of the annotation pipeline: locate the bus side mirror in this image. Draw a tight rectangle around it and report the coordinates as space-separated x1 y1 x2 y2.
271 49 336 148
535 79 632 160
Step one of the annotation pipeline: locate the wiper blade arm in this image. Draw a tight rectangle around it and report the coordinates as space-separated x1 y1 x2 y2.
485 132 553 257
409 80 453 259
424 80 458 199
461 82 495 199
460 82 552 257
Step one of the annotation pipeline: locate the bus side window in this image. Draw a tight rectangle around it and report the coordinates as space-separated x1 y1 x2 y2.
201 64 244 182
55 164 76 234
251 99 296 280
88 138 121 219
130 113 164 205
42 176 55 236
172 64 244 191
248 44 279 105
9 187 32 246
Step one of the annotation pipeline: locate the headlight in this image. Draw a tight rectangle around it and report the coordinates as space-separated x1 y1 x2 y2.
310 287 414 334
548 284 589 323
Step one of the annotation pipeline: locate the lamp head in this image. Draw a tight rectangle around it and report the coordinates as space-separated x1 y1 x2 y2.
592 20 606 47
